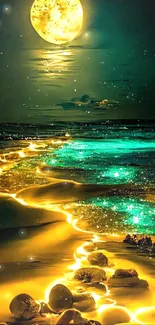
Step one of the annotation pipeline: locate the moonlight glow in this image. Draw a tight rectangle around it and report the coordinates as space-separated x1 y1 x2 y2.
30 0 83 45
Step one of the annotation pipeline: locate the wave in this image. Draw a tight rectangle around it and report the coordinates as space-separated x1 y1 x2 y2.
15 178 155 206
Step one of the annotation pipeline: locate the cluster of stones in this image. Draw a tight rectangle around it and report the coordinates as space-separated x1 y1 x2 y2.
123 234 155 253
9 245 150 325
9 289 131 325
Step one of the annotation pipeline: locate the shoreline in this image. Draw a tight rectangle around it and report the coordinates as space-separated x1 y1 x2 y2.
0 196 155 322
0 139 155 323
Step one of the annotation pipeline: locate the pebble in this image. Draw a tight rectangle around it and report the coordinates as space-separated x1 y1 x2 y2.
72 292 96 312
74 267 107 283
48 284 73 313
88 251 108 267
9 293 40 320
108 269 148 288
99 306 131 325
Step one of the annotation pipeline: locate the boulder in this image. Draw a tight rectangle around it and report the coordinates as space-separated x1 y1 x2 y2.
114 269 138 278
72 292 96 312
56 309 101 325
99 306 131 325
56 309 83 325
9 293 40 320
48 284 73 313
73 292 92 302
108 269 148 288
74 267 107 283
88 251 108 267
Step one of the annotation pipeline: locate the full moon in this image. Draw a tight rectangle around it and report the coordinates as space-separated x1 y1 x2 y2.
30 0 83 45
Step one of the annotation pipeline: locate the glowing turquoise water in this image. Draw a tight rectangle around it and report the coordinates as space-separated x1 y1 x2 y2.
80 196 155 234
46 138 155 234
46 138 155 184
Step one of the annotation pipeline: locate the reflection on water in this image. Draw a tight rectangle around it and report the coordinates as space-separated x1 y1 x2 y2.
27 48 77 83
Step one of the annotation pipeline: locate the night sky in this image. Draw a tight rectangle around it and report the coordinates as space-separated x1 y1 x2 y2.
0 0 155 123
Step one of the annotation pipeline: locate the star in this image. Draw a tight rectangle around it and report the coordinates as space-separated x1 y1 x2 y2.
2 4 12 15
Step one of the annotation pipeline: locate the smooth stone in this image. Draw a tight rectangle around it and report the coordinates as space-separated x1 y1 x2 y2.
108 276 148 288
108 269 148 288
73 292 92 302
99 306 131 325
56 309 83 325
74 267 107 283
56 310 101 325
9 293 40 320
88 251 108 267
72 292 96 312
114 269 138 278
7 315 53 325
48 284 73 313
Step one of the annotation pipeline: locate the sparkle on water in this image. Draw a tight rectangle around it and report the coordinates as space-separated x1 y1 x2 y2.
45 138 155 234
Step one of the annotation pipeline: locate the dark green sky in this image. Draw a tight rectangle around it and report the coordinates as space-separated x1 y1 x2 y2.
0 0 155 123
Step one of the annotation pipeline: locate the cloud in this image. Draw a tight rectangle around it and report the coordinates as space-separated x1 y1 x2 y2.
57 94 119 111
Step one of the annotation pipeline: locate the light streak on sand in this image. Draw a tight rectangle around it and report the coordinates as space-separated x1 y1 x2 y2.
0 139 70 172
10 194 28 206
133 306 155 324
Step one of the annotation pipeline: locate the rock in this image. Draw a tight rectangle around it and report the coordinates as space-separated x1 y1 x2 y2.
108 269 148 288
74 267 107 283
73 321 97 325
48 284 73 313
88 251 108 267
99 306 131 325
114 269 138 278
73 292 92 302
72 292 96 312
9 293 40 320
108 277 148 288
56 309 101 325
40 301 52 314
84 282 107 292
56 309 83 325
135 306 155 324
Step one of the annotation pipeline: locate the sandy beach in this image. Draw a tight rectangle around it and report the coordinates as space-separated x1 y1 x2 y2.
0 193 155 323
0 138 155 324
